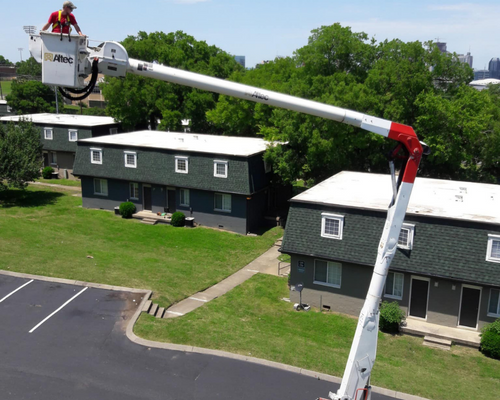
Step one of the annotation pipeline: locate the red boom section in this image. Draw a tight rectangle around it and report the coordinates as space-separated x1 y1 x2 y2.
388 122 423 184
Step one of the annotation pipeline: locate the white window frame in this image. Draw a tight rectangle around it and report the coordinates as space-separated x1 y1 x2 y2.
486 234 500 263
384 272 404 300
180 188 190 207
44 128 53 140
321 213 344 240
213 160 228 178
109 127 118 135
68 129 78 142
487 288 500 318
129 182 139 200
397 223 415 250
124 151 137 168
313 259 342 289
90 148 102 165
214 193 231 213
175 156 189 174
93 178 108 196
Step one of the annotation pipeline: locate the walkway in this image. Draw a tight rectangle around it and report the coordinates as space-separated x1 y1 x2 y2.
163 242 287 318
29 181 82 192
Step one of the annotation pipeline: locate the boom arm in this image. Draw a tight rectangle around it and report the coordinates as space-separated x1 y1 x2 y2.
31 33 425 400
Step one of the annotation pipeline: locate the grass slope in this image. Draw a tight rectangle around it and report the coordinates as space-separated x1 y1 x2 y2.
136 274 500 400
0 80 12 96
0 187 281 307
35 178 82 187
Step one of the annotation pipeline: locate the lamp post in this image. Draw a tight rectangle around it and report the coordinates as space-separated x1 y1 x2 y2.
18 48 24 62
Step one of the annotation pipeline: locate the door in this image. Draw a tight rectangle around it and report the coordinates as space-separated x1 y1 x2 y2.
43 152 49 167
167 189 176 213
409 278 429 319
143 186 152 211
459 286 481 329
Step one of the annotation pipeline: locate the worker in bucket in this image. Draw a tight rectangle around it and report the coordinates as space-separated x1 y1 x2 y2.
41 1 84 37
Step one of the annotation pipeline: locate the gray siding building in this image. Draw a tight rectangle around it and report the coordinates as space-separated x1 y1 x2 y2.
282 171 500 332
73 131 290 234
0 113 120 179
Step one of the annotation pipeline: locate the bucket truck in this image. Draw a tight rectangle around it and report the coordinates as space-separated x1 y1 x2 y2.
29 32 429 400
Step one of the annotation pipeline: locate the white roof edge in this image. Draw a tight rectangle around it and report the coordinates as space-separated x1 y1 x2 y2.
0 113 118 127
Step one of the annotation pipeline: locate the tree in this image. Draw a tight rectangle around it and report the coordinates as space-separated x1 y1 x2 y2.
101 31 242 131
6 80 60 114
0 55 13 66
0 121 43 190
15 57 42 81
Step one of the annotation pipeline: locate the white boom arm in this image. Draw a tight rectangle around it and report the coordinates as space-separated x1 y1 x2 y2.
31 33 425 400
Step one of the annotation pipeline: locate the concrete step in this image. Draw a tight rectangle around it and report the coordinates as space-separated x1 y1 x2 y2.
141 218 158 225
423 335 452 350
149 303 159 316
156 307 165 319
142 300 152 313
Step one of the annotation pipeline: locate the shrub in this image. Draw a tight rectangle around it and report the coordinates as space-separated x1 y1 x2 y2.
379 301 406 333
480 319 500 359
119 202 136 219
42 166 54 179
171 211 186 227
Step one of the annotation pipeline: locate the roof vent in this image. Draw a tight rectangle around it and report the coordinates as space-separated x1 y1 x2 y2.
459 187 467 194
193 135 198 140
455 195 463 202
177 138 184 143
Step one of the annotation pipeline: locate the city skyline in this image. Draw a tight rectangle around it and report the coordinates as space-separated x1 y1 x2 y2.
0 1 498 71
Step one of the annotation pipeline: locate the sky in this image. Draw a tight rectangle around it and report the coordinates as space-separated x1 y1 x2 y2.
1 0 498 71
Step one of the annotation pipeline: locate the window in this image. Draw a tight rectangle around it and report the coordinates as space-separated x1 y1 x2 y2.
44 128 53 140
129 183 139 200
214 193 231 212
109 127 118 135
486 234 500 263
214 160 228 178
124 151 137 168
175 156 189 174
68 129 78 142
398 223 415 250
488 289 500 317
180 189 190 206
50 152 57 165
264 160 272 173
94 178 108 196
314 260 342 288
321 213 344 240
385 272 404 300
90 148 102 165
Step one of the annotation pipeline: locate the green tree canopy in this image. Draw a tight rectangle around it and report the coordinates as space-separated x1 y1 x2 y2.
207 23 489 184
0 121 43 190
15 57 42 81
101 31 243 131
0 55 13 66
6 80 60 114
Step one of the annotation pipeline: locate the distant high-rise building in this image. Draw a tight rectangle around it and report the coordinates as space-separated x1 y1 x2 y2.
489 58 500 79
457 52 473 68
474 69 490 80
234 56 245 68
436 42 448 53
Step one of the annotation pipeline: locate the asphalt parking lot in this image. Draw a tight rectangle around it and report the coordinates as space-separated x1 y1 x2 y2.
0 274 398 400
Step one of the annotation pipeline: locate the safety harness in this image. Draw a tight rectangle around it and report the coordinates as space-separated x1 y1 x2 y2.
52 10 73 41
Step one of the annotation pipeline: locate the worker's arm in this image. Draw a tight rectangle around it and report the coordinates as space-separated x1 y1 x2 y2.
41 22 51 32
41 12 55 32
74 23 84 36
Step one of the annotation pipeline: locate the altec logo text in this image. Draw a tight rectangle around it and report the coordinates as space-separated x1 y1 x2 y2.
44 53 74 65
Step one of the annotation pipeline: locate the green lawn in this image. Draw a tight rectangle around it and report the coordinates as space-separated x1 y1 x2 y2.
136 274 500 400
35 178 82 187
0 186 282 307
0 80 12 97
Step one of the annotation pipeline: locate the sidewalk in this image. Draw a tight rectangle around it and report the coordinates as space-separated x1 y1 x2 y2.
30 181 82 192
163 242 286 318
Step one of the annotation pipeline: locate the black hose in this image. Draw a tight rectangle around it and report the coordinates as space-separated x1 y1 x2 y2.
58 59 99 101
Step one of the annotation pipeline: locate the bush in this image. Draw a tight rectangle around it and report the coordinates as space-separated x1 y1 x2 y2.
119 202 136 219
379 301 406 333
42 166 54 179
171 211 186 227
480 319 500 359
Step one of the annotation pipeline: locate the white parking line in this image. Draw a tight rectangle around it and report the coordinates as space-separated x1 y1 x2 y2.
0 280 34 304
29 287 89 334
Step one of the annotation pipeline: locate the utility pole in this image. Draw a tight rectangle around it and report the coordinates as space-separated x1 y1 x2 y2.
54 87 59 114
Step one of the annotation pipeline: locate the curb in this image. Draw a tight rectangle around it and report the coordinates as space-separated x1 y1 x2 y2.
0 269 430 400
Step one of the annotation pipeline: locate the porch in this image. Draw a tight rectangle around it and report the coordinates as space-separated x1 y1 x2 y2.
401 317 481 348
132 210 172 225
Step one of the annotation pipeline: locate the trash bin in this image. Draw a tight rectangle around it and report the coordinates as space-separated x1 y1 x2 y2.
114 206 120 216
185 217 195 228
